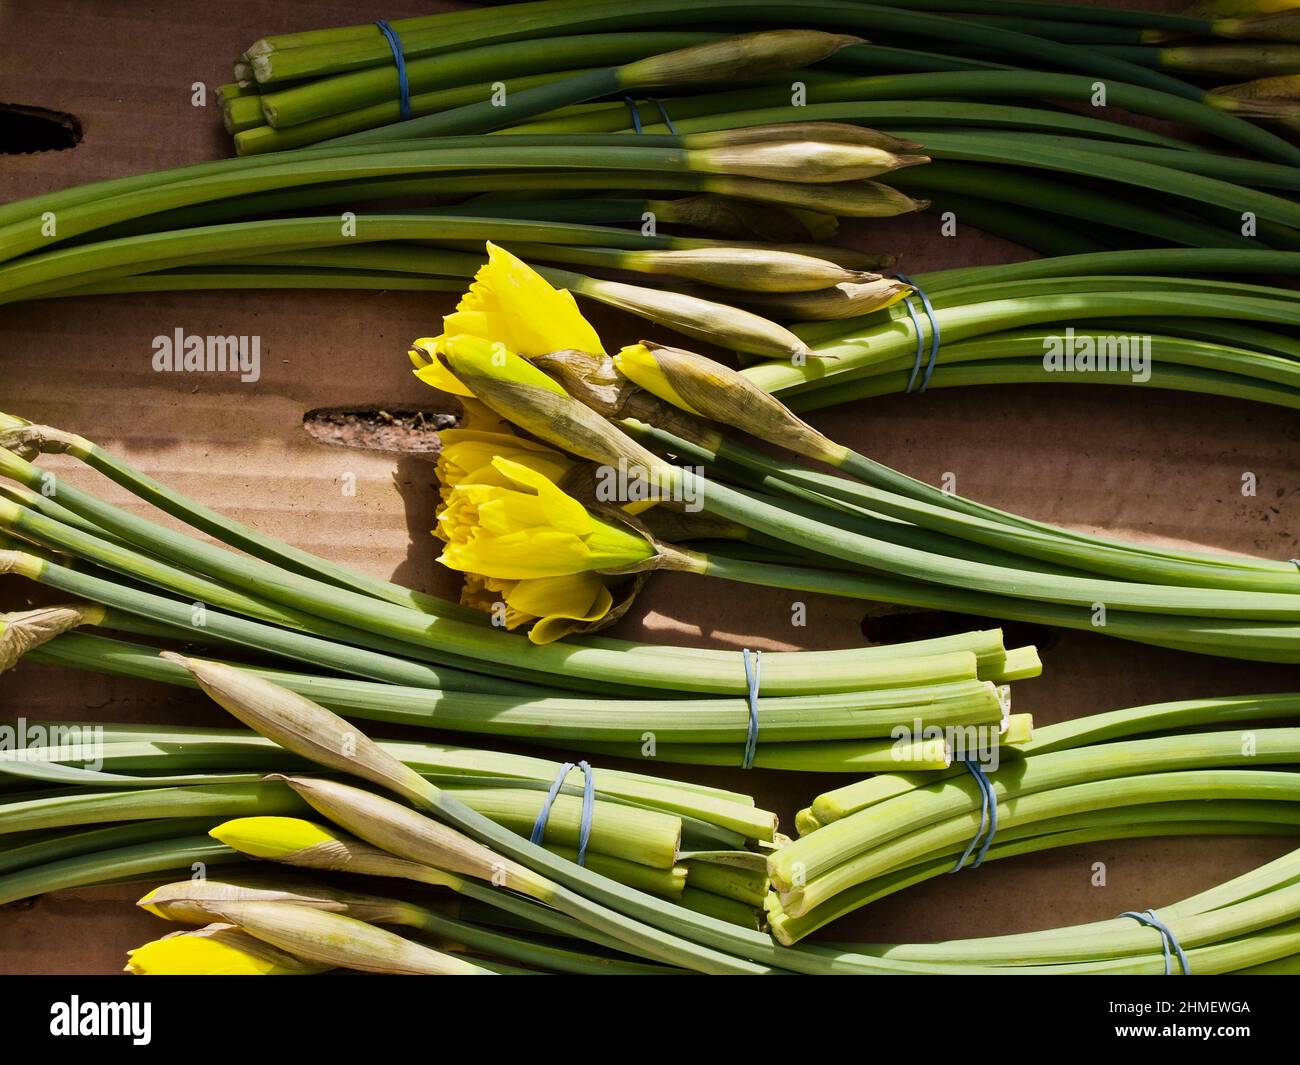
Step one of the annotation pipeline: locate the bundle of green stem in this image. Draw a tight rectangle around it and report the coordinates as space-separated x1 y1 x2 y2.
99 667 1300 974
402 246 1300 663
768 692 1300 945
750 247 1300 413
202 0 1300 256
0 413 1039 774
0 721 780 928
0 120 928 355
123 839 1300 974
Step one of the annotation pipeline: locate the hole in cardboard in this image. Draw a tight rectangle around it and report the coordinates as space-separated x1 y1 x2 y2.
302 406 456 455
1 103 83 153
860 609 1059 654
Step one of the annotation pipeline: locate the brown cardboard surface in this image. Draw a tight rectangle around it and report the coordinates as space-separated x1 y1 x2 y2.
1 1 1298 974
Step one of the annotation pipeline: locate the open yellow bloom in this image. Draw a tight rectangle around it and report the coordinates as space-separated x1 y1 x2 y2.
461 571 616 645
409 244 604 400
125 926 324 976
444 242 604 357
437 456 655 581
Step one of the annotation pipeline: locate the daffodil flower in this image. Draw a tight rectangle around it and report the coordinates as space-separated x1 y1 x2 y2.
444 242 604 357
437 456 656 581
409 243 606 401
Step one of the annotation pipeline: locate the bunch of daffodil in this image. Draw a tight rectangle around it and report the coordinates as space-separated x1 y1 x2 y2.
411 245 666 642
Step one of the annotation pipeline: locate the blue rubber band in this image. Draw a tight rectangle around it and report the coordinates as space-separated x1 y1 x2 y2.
529 760 596 865
650 97 677 134
949 758 997 872
375 21 412 122
895 273 941 393
1120 908 1191 975
624 96 644 134
741 648 761 769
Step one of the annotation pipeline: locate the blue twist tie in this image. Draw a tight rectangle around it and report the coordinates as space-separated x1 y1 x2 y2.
624 96 644 134
375 21 412 122
529 760 596 865
949 758 997 872
741 648 761 769
650 97 677 134
624 97 675 134
895 272 941 393
1120 909 1191 975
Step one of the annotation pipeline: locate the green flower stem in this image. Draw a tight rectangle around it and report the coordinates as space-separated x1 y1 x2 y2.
770 817 1300 945
680 430 1294 591
1 447 981 696
696 551 1300 662
0 166 695 270
781 769 1300 917
774 728 1300 891
392 899 688 974
510 59 1298 162
752 291 1300 395
527 97 1191 150
261 32 715 129
793 358 1300 413
0 536 565 696
0 819 220 876
16 629 1004 746
0 782 674 888
811 693 1300 824
571 736 953 774
863 865 1300 968
674 467 1300 619
234 69 599 154
678 887 760 928
892 162 1252 248
22 724 773 841
257 1 1210 106
0 836 243 907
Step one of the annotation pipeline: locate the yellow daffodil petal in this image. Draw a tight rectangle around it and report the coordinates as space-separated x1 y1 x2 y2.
456 397 514 435
507 573 615 645
440 334 569 397
411 335 476 398
489 456 590 534
506 571 608 618
436 435 573 494
445 242 604 356
435 452 656 581
440 528 594 580
613 343 703 415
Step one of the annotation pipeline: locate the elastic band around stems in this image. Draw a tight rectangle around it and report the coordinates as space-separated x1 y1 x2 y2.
375 21 412 122
741 648 761 770
949 758 997 872
624 96 644 134
623 97 676 135
1119 908 1191 975
529 760 596 865
895 273 941 393
650 98 677 134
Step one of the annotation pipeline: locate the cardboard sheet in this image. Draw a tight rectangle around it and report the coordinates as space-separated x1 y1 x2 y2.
1 0 1297 973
